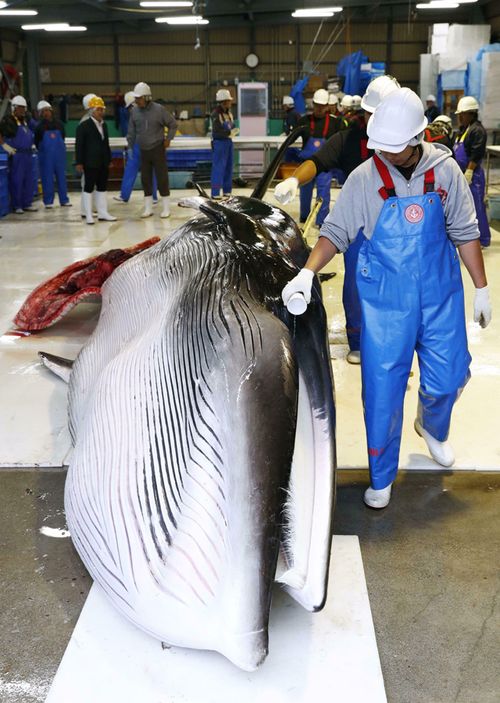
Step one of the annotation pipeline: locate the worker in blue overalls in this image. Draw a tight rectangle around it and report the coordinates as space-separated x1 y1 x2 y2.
454 96 491 248
275 76 400 365
210 88 238 199
113 91 157 204
34 100 71 209
282 87 491 509
296 88 344 227
0 95 37 214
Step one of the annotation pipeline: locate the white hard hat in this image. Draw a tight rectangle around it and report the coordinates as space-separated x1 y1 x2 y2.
340 94 353 108
455 96 479 114
133 82 152 98
282 95 294 107
328 93 338 105
361 75 400 113
216 88 232 102
352 94 362 108
367 87 428 153
11 95 27 108
313 88 329 105
82 93 96 109
433 114 452 125
426 94 436 102
124 91 136 108
37 100 52 112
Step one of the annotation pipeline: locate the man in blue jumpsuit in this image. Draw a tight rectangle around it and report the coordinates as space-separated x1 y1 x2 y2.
296 88 344 227
281 87 491 509
34 100 71 209
210 88 238 199
0 95 37 214
114 91 157 205
454 96 491 248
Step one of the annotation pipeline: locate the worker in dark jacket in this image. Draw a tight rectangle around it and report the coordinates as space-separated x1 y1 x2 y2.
282 95 300 134
75 95 116 225
210 88 239 199
454 96 490 248
34 100 71 208
295 88 345 226
424 95 440 123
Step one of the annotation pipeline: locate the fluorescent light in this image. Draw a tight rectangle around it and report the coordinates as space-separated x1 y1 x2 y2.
416 1 459 7
0 9 38 15
23 23 70 30
22 22 87 31
0 2 7 8
155 14 208 24
292 7 342 17
48 25 87 31
140 1 193 6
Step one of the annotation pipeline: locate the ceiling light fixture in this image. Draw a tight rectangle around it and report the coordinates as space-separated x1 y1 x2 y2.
416 1 459 8
0 9 38 15
292 7 342 17
155 14 208 24
0 1 7 8
140 2 193 6
22 22 87 31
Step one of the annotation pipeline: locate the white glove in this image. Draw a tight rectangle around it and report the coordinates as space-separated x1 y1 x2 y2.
464 168 474 185
1 143 16 156
474 286 491 328
230 127 240 138
274 177 299 205
282 268 315 312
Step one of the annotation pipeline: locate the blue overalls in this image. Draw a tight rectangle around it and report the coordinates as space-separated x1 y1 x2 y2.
299 114 333 226
453 128 490 248
37 122 69 206
357 155 471 490
5 118 35 211
120 143 157 202
211 113 234 198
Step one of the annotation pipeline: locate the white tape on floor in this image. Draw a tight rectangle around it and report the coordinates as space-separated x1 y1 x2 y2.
46 535 387 703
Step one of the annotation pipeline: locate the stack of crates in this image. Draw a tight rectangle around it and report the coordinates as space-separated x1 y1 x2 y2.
167 148 211 189
0 152 10 217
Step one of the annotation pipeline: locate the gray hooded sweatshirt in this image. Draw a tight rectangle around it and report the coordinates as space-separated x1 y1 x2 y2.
320 142 480 252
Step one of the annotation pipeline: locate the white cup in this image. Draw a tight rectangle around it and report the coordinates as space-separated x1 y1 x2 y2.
287 292 307 315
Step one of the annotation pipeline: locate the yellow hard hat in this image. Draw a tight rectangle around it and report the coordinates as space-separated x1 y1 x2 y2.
89 96 105 109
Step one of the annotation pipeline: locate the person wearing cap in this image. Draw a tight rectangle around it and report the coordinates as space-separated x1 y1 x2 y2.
454 96 490 248
275 75 400 364
78 93 97 218
281 87 491 510
328 93 341 118
114 91 158 205
424 114 454 151
339 94 354 118
424 94 439 123
295 88 345 226
75 96 116 225
0 95 37 214
210 88 239 199
127 82 177 219
282 95 300 135
34 100 71 209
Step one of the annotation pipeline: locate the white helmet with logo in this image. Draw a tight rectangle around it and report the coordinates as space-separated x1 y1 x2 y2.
367 87 428 153
433 114 452 125
216 88 232 102
328 93 338 105
282 95 294 107
37 100 52 112
124 91 136 108
11 95 27 108
455 96 479 114
361 75 400 113
82 93 96 109
133 82 152 98
340 94 353 109
352 94 362 108
313 88 329 105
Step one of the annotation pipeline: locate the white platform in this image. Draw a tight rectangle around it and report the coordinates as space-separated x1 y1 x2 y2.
45 535 387 703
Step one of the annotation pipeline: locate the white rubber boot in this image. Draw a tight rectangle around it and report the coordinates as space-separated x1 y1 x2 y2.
82 191 94 225
347 350 361 365
141 196 154 218
160 196 170 219
414 420 455 467
96 191 117 221
363 484 392 509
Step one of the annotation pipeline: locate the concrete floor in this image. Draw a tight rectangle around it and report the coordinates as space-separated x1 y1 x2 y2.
0 187 499 702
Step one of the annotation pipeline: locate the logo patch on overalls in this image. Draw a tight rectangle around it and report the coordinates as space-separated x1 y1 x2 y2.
404 204 424 223
313 140 321 148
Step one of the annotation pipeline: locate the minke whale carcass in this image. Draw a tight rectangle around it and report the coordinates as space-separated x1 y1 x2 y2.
30 132 336 671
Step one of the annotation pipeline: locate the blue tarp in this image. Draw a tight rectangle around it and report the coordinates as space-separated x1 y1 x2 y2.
337 50 368 95
465 43 500 101
290 76 310 114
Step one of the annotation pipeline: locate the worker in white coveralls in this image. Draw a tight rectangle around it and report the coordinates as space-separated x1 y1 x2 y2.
281 87 491 509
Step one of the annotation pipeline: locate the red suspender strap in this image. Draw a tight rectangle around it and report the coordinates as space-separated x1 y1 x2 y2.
423 168 435 193
373 154 396 200
309 113 330 138
309 116 314 133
